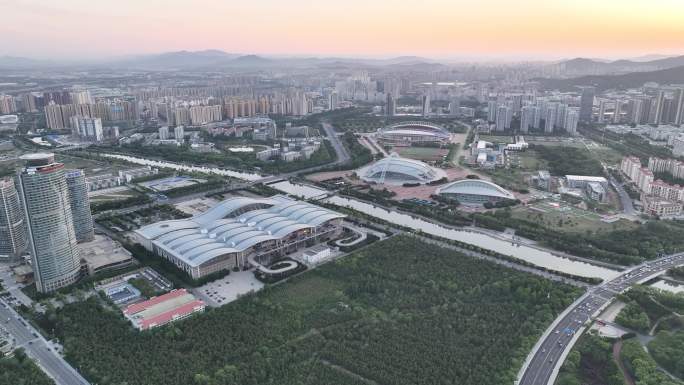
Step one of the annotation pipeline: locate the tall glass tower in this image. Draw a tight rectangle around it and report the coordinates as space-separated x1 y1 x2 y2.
65 169 94 243
0 177 27 261
18 153 81 293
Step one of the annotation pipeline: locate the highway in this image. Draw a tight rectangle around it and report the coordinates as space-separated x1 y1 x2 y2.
517 252 684 385
0 299 90 385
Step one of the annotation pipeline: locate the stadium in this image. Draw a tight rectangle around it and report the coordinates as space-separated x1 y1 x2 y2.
376 121 451 146
135 195 345 279
357 153 447 185
435 179 515 205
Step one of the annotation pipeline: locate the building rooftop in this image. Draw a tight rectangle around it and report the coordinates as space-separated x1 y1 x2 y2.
124 289 204 330
78 235 133 271
135 195 344 268
565 175 608 183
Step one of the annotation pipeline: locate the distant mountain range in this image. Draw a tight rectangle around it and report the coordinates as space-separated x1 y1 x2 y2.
555 55 684 76
1 50 683 75
0 55 54 69
538 64 684 91
0 50 443 71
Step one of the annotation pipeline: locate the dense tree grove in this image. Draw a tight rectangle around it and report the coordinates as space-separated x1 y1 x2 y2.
0 349 55 385
669 266 684 280
648 330 684 379
621 339 682 385
615 285 684 333
45 236 581 385
556 334 623 385
473 211 684 265
615 303 651 332
91 193 152 213
340 131 373 169
72 139 336 175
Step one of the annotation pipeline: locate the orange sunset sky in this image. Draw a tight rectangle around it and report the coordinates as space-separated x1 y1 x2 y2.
2 0 684 60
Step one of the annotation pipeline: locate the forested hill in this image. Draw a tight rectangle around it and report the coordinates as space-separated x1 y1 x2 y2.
536 65 684 91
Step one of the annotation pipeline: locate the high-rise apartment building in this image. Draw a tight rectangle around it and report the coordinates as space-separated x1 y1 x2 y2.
385 93 396 116
487 101 497 122
652 90 665 125
0 95 17 114
328 91 339 111
544 104 556 133
520 106 534 133
45 104 66 129
674 88 684 125
70 90 93 105
22 93 38 113
65 170 94 243
532 105 542 129
565 108 579 136
422 94 431 117
174 107 190 126
17 153 81 293
0 177 27 261
579 86 595 123
159 126 169 140
496 105 510 132
174 125 185 142
70 116 103 142
189 105 222 125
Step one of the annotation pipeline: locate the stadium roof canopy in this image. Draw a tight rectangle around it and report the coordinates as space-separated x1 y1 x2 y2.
436 179 515 200
379 121 450 139
357 153 446 185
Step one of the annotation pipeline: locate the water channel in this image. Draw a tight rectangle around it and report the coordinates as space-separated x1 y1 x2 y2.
103 154 620 280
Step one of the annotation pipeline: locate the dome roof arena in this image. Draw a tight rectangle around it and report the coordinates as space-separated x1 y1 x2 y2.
135 195 345 269
357 153 447 185
435 179 515 205
376 121 451 145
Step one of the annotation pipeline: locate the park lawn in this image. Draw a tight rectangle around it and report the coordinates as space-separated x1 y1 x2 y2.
510 204 638 235
46 236 582 385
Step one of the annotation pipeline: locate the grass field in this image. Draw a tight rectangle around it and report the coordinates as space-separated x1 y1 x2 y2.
511 202 638 234
394 146 448 162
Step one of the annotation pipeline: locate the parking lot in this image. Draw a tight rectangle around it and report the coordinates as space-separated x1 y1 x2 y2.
192 270 264 307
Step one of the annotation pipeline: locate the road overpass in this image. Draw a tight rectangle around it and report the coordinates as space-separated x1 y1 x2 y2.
516 252 684 385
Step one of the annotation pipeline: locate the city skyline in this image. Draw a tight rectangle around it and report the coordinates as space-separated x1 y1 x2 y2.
2 0 684 60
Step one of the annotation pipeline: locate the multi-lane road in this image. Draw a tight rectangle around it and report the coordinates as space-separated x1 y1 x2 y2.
517 252 684 385
0 299 90 385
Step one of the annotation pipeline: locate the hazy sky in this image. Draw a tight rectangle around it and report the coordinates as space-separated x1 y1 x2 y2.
2 0 684 60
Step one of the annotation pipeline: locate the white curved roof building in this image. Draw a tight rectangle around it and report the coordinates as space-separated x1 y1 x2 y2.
357 153 447 185
376 121 450 146
135 195 344 279
436 179 515 205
